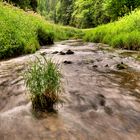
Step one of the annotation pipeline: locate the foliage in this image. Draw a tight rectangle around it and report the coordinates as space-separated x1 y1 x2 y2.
24 56 62 112
0 2 81 59
104 0 140 21
37 0 140 28
71 0 109 28
83 10 140 50
4 0 37 11
7 0 139 25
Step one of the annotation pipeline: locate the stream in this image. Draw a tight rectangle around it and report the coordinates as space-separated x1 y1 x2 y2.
0 40 140 140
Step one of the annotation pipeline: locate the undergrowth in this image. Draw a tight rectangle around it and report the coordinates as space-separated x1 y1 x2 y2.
83 10 140 50
0 2 82 59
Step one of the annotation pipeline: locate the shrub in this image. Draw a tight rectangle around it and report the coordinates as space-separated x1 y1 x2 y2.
24 56 62 112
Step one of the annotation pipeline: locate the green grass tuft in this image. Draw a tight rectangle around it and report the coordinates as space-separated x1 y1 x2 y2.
24 56 62 112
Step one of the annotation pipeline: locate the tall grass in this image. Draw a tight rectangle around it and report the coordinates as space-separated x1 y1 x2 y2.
0 2 82 59
24 56 62 112
83 10 140 50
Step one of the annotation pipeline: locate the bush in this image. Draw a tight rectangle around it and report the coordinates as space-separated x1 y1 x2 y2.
24 56 62 112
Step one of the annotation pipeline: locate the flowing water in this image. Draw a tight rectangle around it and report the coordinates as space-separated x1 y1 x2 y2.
0 40 140 140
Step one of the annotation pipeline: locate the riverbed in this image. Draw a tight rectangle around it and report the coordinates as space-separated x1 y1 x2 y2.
0 40 140 140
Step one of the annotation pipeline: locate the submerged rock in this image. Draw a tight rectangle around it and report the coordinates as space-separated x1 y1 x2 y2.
40 52 47 56
105 64 109 67
96 94 106 106
63 60 73 64
93 65 98 68
52 51 59 54
104 106 113 115
116 62 128 70
59 51 66 55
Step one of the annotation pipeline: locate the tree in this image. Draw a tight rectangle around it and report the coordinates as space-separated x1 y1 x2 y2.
104 0 140 21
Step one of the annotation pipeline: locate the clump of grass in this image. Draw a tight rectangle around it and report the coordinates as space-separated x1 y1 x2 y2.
24 56 62 112
83 10 140 50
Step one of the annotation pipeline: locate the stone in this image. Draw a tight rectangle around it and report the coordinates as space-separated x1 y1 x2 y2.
116 62 128 70
52 51 59 54
40 52 47 56
66 50 74 55
104 106 113 115
96 94 106 106
59 51 66 55
105 64 109 67
63 61 72 64
93 65 98 68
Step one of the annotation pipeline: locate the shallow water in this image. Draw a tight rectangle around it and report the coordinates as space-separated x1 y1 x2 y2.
1 40 140 140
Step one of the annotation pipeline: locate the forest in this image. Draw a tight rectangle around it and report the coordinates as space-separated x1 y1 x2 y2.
37 0 140 28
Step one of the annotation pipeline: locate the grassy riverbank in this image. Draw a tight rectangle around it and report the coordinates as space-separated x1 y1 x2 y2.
84 10 140 50
0 2 82 59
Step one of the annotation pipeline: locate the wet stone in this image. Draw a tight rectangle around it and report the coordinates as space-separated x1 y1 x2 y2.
66 50 74 55
96 94 106 106
105 64 109 67
116 62 128 70
60 51 66 55
100 99 106 106
104 106 113 115
93 65 98 68
63 61 73 64
52 51 59 54
97 94 105 99
40 52 47 56
83 59 94 64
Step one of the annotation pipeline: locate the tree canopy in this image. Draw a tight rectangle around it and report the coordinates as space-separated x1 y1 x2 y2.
4 0 140 28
